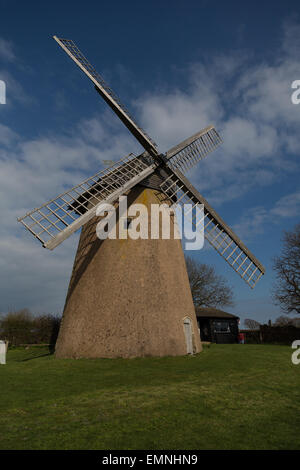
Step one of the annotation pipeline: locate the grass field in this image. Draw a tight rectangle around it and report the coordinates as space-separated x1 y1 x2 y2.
0 344 299 450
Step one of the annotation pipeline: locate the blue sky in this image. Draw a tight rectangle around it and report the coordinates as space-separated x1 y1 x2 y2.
0 0 300 326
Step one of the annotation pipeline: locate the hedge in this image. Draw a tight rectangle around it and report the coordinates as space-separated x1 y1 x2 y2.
0 310 61 347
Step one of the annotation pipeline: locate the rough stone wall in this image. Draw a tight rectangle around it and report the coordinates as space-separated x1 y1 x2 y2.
55 187 202 358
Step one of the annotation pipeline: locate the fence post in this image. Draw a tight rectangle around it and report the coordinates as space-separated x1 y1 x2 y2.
259 326 263 343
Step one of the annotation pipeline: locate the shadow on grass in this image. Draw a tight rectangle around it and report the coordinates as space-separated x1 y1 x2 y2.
21 352 53 362
20 344 56 362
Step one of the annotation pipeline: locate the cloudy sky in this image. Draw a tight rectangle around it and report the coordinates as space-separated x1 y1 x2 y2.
0 0 299 326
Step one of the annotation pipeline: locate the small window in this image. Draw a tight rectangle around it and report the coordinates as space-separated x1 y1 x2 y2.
214 321 230 333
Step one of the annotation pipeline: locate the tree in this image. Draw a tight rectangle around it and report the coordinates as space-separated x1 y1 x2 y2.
244 319 260 330
272 223 300 314
0 309 33 345
185 256 234 308
0 309 61 346
274 315 300 327
274 315 293 326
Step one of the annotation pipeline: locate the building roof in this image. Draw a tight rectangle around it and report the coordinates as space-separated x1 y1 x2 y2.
195 307 239 320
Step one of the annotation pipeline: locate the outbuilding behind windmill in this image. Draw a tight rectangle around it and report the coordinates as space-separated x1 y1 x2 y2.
196 307 240 344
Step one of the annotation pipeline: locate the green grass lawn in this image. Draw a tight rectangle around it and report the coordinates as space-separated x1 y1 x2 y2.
0 344 299 450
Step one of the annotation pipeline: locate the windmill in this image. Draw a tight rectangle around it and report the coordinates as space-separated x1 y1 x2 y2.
18 37 265 358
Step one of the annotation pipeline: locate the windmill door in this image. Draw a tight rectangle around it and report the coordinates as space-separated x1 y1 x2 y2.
184 318 193 354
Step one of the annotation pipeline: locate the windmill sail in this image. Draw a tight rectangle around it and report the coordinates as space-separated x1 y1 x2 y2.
53 36 158 159
166 126 222 173
18 153 157 250
159 168 265 288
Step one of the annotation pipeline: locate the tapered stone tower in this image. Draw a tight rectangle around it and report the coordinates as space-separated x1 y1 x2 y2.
55 186 202 358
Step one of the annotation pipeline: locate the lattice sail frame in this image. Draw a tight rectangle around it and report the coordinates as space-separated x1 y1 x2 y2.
166 126 222 173
159 169 265 288
18 153 156 250
17 35 265 288
53 36 158 158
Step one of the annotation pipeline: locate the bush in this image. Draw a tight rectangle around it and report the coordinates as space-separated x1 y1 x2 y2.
0 309 61 346
260 325 300 345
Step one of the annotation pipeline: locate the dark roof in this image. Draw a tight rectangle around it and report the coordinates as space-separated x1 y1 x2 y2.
195 307 239 320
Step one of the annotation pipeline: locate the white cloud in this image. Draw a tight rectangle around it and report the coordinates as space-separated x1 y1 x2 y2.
0 233 79 313
232 206 269 241
236 59 300 128
281 17 300 58
271 190 300 218
0 69 31 106
135 20 300 210
0 38 15 62
0 123 18 146
0 39 33 106
232 190 300 241
0 114 140 224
